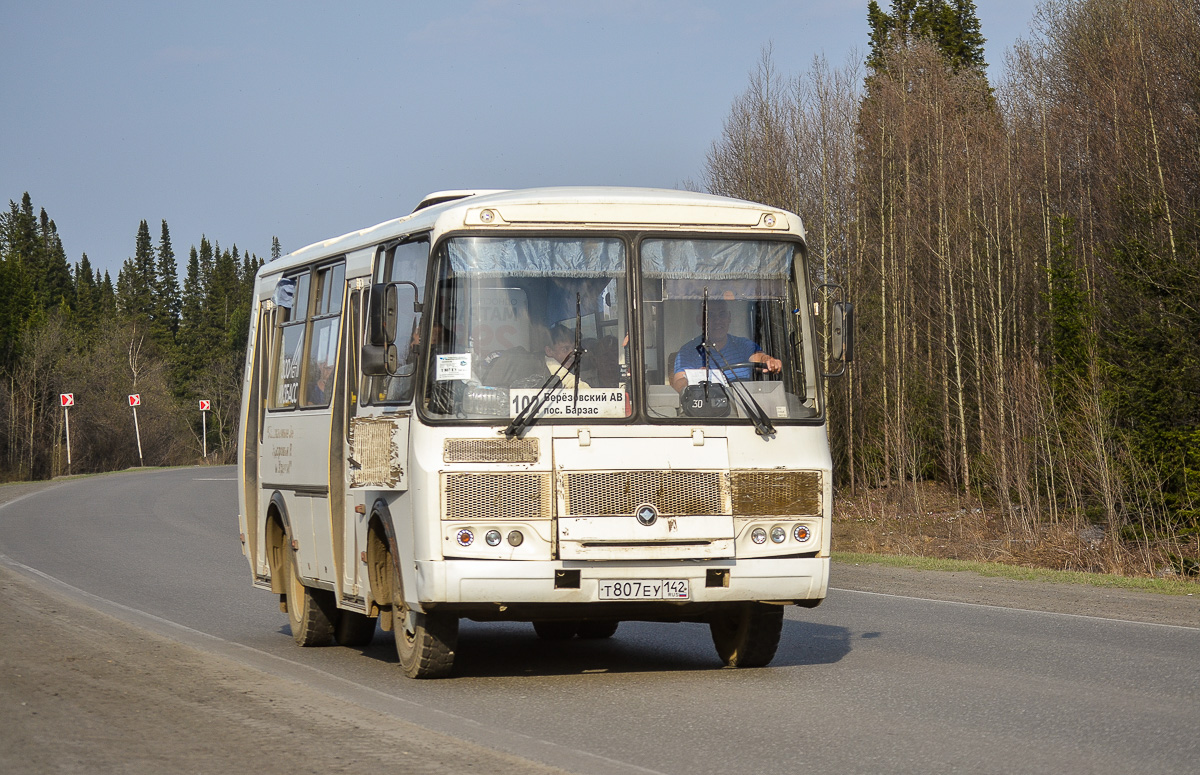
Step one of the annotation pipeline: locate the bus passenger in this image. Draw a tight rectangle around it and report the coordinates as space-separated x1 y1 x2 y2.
545 324 590 390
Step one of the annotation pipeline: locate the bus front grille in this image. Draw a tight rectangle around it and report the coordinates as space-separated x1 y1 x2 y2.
443 437 539 463
730 470 822 516
442 472 553 521
561 470 729 517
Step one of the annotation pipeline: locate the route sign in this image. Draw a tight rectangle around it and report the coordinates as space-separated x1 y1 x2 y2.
199 400 211 411
128 394 141 407
60 393 74 407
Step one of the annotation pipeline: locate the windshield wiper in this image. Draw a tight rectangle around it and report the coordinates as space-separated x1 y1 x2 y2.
503 294 586 439
702 343 776 437
694 288 774 437
570 293 586 405
502 366 565 439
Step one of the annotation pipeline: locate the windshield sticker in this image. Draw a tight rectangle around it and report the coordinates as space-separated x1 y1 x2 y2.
509 388 627 419
436 353 472 381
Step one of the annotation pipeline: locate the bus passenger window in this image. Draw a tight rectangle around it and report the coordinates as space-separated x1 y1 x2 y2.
271 271 309 409
300 262 345 408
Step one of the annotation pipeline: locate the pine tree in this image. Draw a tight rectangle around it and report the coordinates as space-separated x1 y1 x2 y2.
0 195 40 365
271 235 282 261
73 253 99 338
98 270 116 317
153 219 181 347
176 246 205 386
37 209 73 312
116 220 155 323
866 0 987 73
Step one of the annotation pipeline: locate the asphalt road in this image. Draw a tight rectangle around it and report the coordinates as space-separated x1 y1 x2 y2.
1 467 1197 774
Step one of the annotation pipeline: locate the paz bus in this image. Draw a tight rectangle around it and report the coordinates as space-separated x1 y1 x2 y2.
236 187 852 678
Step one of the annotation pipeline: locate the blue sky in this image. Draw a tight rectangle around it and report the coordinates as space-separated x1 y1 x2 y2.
2 1 1041 278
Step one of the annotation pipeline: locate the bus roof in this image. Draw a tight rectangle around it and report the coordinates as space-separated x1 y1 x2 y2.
264 187 805 276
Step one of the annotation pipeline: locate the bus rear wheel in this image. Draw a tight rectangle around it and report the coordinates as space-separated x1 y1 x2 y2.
709 603 783 668
389 556 457 678
284 531 336 647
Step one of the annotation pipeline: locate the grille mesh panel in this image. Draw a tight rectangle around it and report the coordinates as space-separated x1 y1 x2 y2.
443 437 539 463
563 471 727 516
442 472 551 521
731 470 821 516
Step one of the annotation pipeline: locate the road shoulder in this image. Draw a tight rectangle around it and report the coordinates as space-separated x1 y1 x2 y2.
0 562 567 775
832 561 1199 628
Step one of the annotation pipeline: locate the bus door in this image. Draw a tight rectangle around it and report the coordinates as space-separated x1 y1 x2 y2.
343 277 414 602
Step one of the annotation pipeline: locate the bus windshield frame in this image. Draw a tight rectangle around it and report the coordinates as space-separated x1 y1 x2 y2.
416 231 820 427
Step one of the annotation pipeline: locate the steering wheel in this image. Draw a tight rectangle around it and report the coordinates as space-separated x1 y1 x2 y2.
720 362 769 381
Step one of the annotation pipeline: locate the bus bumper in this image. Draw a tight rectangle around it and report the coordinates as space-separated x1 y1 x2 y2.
413 556 828 614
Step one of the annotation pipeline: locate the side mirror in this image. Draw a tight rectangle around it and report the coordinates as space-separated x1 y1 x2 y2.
831 301 854 364
362 281 418 377
816 283 853 378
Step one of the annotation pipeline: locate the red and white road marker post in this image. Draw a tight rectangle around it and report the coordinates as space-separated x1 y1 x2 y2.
199 400 211 459
129 394 144 467
60 393 74 475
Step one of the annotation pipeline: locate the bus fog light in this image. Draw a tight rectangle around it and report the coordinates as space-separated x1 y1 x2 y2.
770 526 787 543
793 524 811 542
751 527 767 545
485 530 502 547
507 530 524 547
456 529 474 547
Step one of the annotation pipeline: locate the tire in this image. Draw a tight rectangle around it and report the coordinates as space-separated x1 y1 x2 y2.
532 620 579 640
709 603 783 668
576 620 619 639
283 530 336 647
335 610 376 648
390 554 457 678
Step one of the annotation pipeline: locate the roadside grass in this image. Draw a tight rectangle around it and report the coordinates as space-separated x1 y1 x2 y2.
833 551 1200 596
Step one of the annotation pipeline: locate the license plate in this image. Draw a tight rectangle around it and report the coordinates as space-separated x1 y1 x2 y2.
597 579 690 600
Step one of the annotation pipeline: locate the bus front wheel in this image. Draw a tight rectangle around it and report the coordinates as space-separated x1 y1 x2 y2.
709 603 783 668
283 530 336 647
390 558 457 678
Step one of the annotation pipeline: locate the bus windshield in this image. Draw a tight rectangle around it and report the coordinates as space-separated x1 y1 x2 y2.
420 234 816 423
422 236 631 420
640 238 815 422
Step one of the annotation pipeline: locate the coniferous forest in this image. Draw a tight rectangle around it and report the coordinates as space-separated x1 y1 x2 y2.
702 0 1199 575
0 193 264 479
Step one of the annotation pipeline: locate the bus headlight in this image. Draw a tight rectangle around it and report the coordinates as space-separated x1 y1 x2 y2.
507 530 524 547
793 524 812 542
485 530 502 547
751 527 767 545
770 526 787 543
456 529 474 547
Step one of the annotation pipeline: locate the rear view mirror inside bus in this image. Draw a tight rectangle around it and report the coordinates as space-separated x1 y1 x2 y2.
362 281 418 376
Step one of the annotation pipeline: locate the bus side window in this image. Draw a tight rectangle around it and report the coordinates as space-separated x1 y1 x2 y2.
271 271 310 409
300 262 345 408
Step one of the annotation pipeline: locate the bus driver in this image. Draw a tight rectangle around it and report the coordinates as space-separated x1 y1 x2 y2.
670 300 782 392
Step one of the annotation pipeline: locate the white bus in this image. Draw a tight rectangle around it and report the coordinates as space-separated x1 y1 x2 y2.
237 187 851 678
